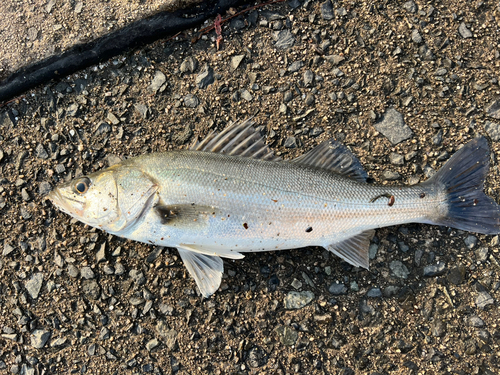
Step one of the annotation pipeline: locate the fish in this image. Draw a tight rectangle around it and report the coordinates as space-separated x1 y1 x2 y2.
48 119 500 297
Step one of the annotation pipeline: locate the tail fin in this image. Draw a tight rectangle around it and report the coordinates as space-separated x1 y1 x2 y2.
424 136 500 235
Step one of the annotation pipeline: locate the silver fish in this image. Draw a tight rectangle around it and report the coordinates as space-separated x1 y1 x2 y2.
48 119 500 297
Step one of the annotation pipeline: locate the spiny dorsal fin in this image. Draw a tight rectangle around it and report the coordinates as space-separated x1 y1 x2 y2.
326 230 375 269
190 118 280 161
290 139 368 182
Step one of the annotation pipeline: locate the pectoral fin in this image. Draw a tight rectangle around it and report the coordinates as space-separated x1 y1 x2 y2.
326 230 375 269
177 247 223 298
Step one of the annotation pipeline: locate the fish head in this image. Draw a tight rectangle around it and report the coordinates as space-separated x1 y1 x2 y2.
48 169 122 231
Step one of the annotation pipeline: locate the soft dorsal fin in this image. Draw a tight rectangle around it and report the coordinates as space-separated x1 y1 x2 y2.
190 118 280 161
326 230 375 269
290 139 368 182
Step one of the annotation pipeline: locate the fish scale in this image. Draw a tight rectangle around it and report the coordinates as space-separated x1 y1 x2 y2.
49 119 500 297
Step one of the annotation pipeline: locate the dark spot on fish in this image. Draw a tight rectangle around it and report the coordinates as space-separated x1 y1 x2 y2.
272 199 278 203
227 214 230 217
388 195 395 206
370 193 393 203
243 223 249 230
305 226 313 233
473 198 478 206
420 192 426 198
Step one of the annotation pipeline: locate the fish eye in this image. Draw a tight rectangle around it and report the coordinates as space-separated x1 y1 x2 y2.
74 177 91 194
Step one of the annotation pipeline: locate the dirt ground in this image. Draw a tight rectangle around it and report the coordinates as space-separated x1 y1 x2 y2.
0 0 499 374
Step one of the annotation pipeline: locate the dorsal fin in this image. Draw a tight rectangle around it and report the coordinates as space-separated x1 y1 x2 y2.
290 139 368 182
190 118 280 161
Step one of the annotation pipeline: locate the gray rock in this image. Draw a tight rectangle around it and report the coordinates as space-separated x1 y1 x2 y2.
150 70 166 93
402 0 417 13
284 136 297 148
231 54 245 71
447 265 466 285
329 283 347 295
336 7 347 16
382 170 400 180
67 264 79 278
475 247 489 262
99 327 110 340
275 29 295 49
369 243 379 259
459 23 473 38
35 144 49 159
389 153 404 165
183 94 200 108
164 329 178 350
96 243 106 263
321 0 334 20
485 100 500 119
196 64 214 89
475 291 494 309
54 164 66 174
26 273 43 299
94 122 111 136
390 260 409 279
240 89 253 101
39 181 52 196
431 319 446 337
283 91 293 103
129 269 146 286
284 291 314 309
310 126 324 137
279 103 288 114
134 103 149 119
303 70 314 86
146 338 160 351
80 267 95 280
435 68 447 76
66 103 79 117
326 54 345 66
484 121 500 141
115 263 126 275
375 108 413 144
411 29 422 44
31 329 51 349
288 60 304 73
50 337 68 347
82 279 100 300
367 288 382 298
464 235 478 249
304 93 315 106
0 111 16 128
3 242 15 256
275 325 298 346
423 262 446 277
468 315 485 327
180 56 198 74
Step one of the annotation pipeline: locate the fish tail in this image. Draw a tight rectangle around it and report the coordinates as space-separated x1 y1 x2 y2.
424 136 500 234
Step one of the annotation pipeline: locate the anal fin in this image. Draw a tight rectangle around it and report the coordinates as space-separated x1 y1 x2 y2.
177 247 223 298
326 230 375 269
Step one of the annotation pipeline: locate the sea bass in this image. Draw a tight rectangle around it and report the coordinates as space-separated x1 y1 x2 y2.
48 119 500 297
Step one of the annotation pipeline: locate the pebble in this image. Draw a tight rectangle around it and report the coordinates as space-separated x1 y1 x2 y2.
115 263 126 275
96 243 106 263
310 126 323 137
284 291 314 309
146 338 160 351
458 23 473 38
475 247 489 262
402 1 417 13
288 60 303 73
275 326 298 346
279 103 288 114
231 55 245 71
468 315 485 328
304 93 315 106
326 55 345 66
382 170 400 180
284 136 297 148
35 144 49 159
389 260 409 279
383 285 399 297
484 121 500 141
3 242 15 256
283 90 293 103
321 0 334 20
329 283 347 295
485 100 500 119
375 108 413 144
94 122 111 135
183 94 200 108
149 70 166 93
134 103 149 119
67 264 79 278
31 329 51 349
464 235 478 249
82 279 100 300
369 243 378 259
240 89 253 101
431 319 446 337
411 29 422 44
80 267 95 280
39 181 52 195
389 152 404 165
447 264 466 285
366 288 382 298
180 56 198 74
195 64 214 89
475 291 494 309
25 273 44 299
275 29 294 49
303 70 314 86
423 262 446 277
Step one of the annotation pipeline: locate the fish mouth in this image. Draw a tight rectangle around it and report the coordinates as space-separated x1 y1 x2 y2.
48 189 85 217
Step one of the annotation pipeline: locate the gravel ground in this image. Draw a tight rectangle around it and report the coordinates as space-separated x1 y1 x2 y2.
1 0 500 374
